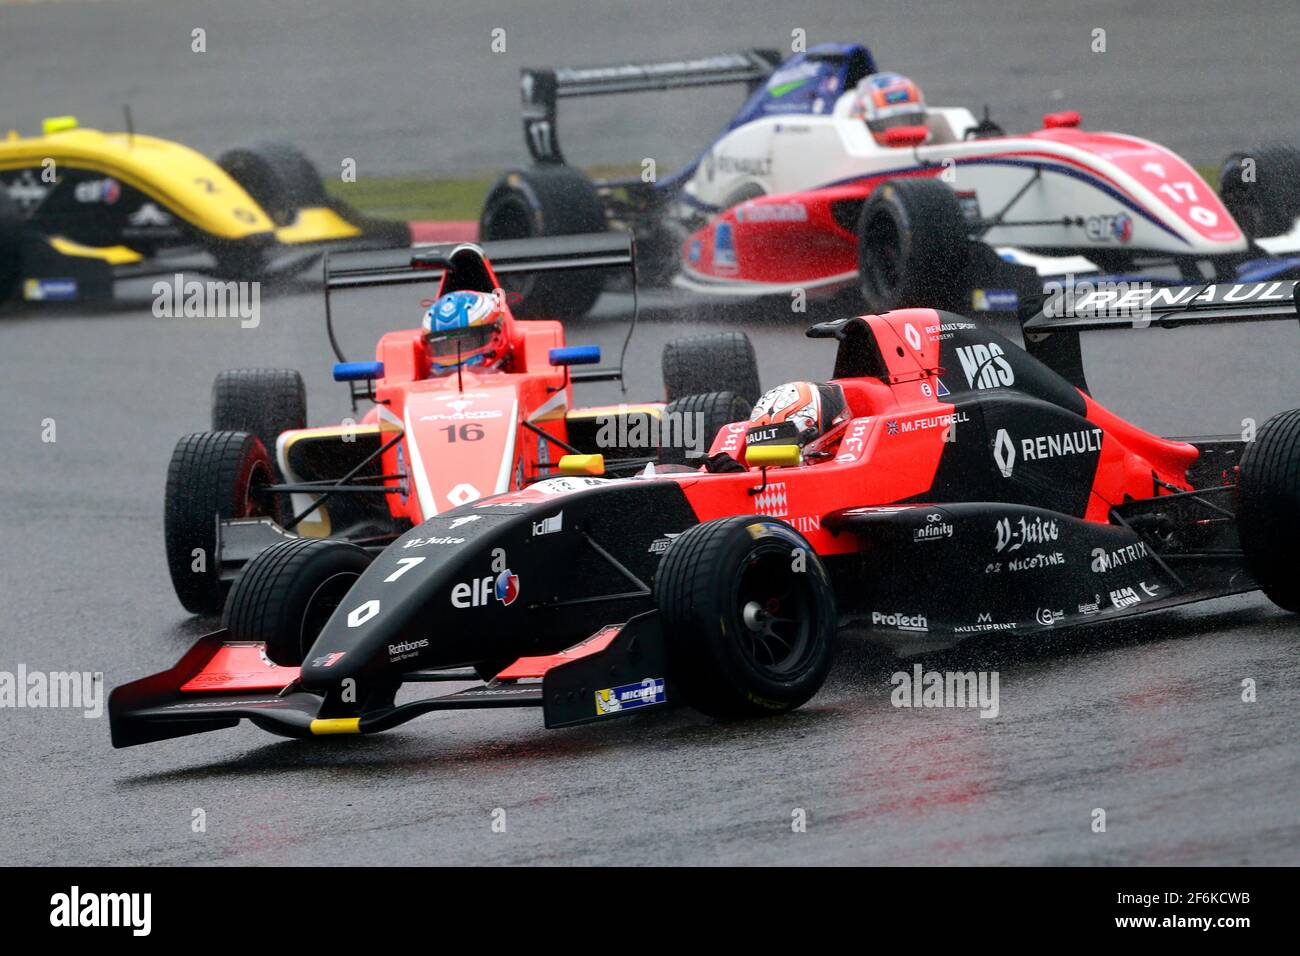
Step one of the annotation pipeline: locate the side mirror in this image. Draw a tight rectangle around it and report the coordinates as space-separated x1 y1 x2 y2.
1042 110 1081 129
333 361 385 382
549 346 601 367
882 125 929 148
745 444 802 468
557 454 605 476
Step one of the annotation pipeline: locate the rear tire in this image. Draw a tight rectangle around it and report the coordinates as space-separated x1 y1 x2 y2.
1238 408 1300 612
658 391 751 465
211 368 307 470
164 431 278 614
218 142 327 227
0 187 20 303
662 331 760 405
655 516 835 718
856 178 970 314
479 165 607 320
1218 144 1300 240
224 538 373 666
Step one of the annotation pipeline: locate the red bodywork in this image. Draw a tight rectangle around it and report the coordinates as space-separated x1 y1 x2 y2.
278 255 622 525
511 308 1198 561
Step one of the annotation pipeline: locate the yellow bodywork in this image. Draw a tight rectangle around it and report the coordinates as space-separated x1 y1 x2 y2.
46 236 143 264
1 122 359 244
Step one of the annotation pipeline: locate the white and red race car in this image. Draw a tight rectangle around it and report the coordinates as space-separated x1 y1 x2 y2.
481 43 1300 318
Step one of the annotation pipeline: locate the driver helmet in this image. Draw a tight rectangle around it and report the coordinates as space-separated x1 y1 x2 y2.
746 381 849 450
852 72 927 144
421 290 508 375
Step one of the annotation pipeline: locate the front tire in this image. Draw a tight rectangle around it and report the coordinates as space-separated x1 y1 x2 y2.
856 178 970 314
1238 408 1300 612
662 331 760 406
211 368 307 471
655 516 836 718
217 142 328 227
164 431 278 614
479 165 607 320
1218 144 1300 240
224 538 373 666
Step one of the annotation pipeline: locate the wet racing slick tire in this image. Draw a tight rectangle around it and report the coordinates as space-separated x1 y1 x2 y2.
217 141 328 228
655 515 835 718
1238 407 1300 612
658 391 751 466
0 187 20 304
211 368 307 473
856 177 970 314
662 331 761 406
479 165 607 320
164 431 279 615
1218 144 1300 240
224 537 374 667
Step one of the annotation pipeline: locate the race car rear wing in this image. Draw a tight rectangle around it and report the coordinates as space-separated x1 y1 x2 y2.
322 231 637 382
1017 279 1299 392
520 50 782 164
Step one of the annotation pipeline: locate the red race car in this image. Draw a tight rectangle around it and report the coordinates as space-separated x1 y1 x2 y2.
162 233 760 614
114 279 1300 748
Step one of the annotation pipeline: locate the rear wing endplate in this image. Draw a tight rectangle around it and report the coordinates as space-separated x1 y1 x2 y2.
521 50 782 164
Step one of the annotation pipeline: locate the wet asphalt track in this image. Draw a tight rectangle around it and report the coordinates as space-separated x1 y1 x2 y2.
1 1 1299 865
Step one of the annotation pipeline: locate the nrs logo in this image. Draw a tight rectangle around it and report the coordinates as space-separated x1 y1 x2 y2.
956 342 1014 389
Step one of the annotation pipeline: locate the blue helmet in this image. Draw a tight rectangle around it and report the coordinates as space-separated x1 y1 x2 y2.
421 290 507 374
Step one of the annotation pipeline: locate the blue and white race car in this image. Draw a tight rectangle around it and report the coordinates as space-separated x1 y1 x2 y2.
480 43 1300 319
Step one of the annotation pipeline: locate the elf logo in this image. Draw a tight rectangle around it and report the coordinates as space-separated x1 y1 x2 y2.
956 342 1014 389
451 569 520 608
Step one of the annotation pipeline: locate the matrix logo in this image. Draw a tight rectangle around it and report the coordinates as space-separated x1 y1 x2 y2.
956 342 1015 389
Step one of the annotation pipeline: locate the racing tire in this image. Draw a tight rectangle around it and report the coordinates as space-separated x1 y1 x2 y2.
0 187 20 304
856 177 971 314
224 537 373 666
1218 144 1300 240
211 368 307 470
662 331 761 405
655 515 836 718
1238 407 1300 612
479 165 607 320
164 431 279 615
217 142 328 228
658 391 751 466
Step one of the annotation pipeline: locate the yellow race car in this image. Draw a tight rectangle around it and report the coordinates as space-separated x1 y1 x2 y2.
0 116 409 304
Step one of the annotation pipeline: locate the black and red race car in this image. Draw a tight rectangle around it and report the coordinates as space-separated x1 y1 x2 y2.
110 279 1300 747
